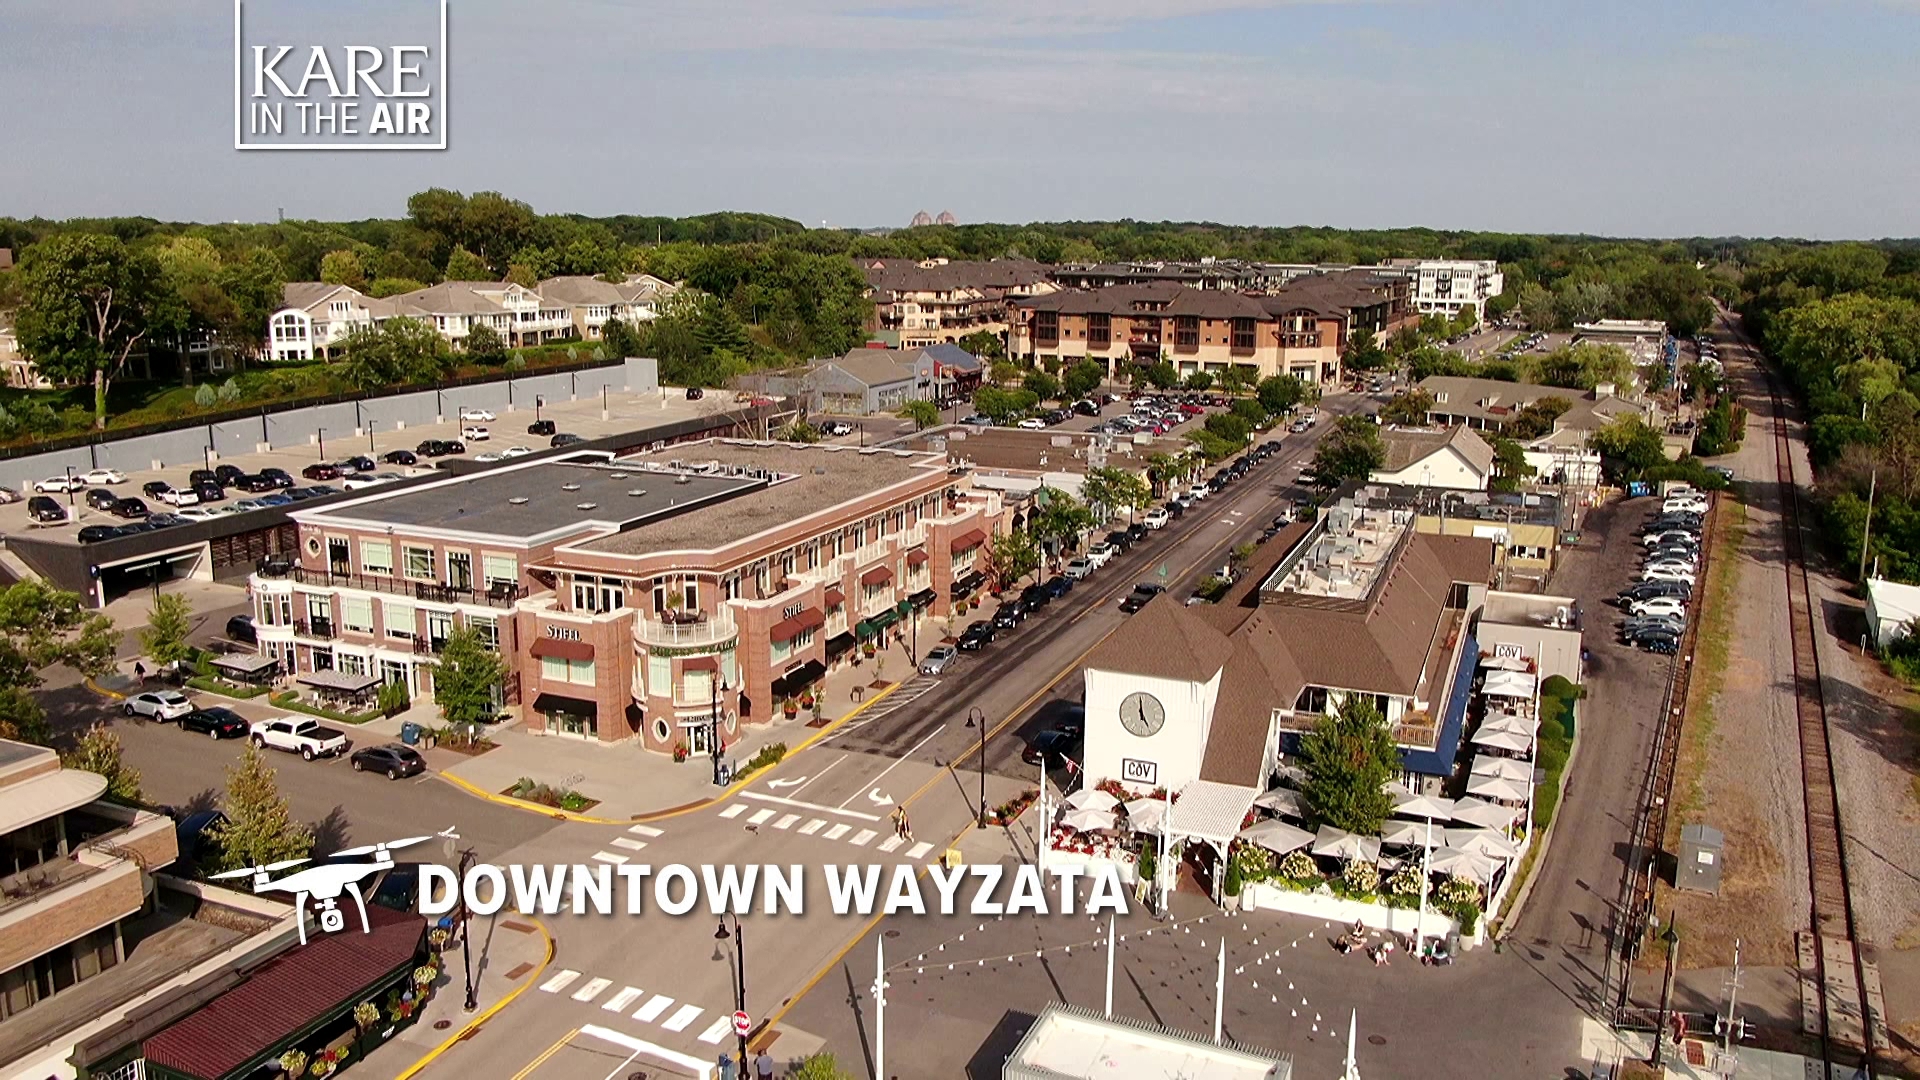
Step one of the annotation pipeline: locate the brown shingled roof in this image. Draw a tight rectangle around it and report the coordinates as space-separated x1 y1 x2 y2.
1084 598 1229 684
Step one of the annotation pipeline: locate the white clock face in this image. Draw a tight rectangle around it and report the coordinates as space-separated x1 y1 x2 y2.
1119 691 1165 737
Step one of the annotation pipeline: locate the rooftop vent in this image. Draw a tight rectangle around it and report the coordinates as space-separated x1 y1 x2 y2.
576 502 598 510
674 474 693 485
561 482 581 492
627 489 647 497
508 496 529 505
609 472 629 480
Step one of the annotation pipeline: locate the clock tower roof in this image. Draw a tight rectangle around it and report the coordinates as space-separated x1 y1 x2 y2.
1084 599 1227 683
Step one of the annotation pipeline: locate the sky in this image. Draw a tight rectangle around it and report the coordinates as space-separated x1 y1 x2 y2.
2 0 1916 239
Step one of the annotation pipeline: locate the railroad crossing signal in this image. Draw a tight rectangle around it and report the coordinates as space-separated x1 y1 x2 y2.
732 1010 751 1037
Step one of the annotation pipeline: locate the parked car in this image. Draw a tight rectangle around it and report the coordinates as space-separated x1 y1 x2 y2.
78 524 126 543
957 621 997 651
85 487 121 512
415 439 462 457
458 407 496 422
1103 530 1133 552
146 512 186 528
341 455 377 473
1022 725 1083 767
1642 565 1697 585
1017 417 1047 430
34 474 85 493
294 462 337 481
1063 557 1095 581
685 387 705 400
1642 530 1698 548
109 497 150 519
1019 584 1050 609
193 482 225 503
991 602 1027 630
180 706 251 739
550 433 586 448
500 446 533 458
1085 543 1117 569
1628 627 1681 654
0 485 26 504
27 495 67 523
919 644 959 675
1043 574 1074 599
250 717 350 760
226 614 257 643
174 506 224 522
351 743 428 780
1628 595 1687 618
1142 508 1170 530
1186 484 1209 501
343 472 400 490
258 467 295 489
82 468 127 486
215 464 248 487
125 690 193 721
1126 522 1149 544
526 419 557 436
821 422 854 437
189 469 220 490
1119 583 1166 613
462 425 491 442
382 449 419 467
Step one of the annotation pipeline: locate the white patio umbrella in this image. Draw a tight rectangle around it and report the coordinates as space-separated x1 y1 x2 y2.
1450 797 1521 830
1471 726 1534 754
1311 826 1382 864
1066 788 1120 813
1274 763 1307 787
1061 807 1117 833
1482 669 1538 699
1254 787 1308 819
1480 654 1531 672
1470 755 1533 783
1237 819 1316 856
1428 846 1499 885
1392 790 1457 821
1445 827 1523 861
1380 818 1434 847
1122 797 1168 835
1465 773 1530 803
1481 710 1536 736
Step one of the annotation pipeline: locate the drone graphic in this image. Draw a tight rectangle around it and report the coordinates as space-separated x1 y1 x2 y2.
212 826 457 944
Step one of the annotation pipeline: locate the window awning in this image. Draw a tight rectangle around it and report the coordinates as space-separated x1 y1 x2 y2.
950 528 987 553
825 632 856 657
770 660 826 699
533 692 597 716
769 607 825 643
905 549 930 567
530 637 595 662
681 655 719 671
295 669 380 695
824 588 846 608
908 588 938 609
860 565 893 587
857 608 902 635
142 906 423 1080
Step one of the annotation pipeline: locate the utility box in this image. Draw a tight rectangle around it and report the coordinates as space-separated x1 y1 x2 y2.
1678 823 1725 894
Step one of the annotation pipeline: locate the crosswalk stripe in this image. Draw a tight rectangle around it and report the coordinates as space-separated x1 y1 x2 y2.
663 1004 704 1032
591 851 629 865
906 842 934 859
603 986 644 1012
698 1016 733 1044
571 977 612 1002
718 804 746 819
611 837 648 851
799 819 826 835
773 813 800 830
540 969 581 993
628 824 664 837
823 823 852 841
632 994 675 1022
747 808 776 826
849 829 877 847
876 835 905 853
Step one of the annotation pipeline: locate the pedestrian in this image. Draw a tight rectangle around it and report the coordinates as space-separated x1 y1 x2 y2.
133 661 147 686
716 1052 737 1080
891 805 912 841
754 1049 775 1080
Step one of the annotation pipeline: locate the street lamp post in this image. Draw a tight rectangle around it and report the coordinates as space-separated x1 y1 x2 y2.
368 421 377 454
63 465 77 513
715 917 748 1076
964 707 986 828
1652 917 1681 1067
317 428 327 460
441 836 479 1012
709 677 731 786
536 395 544 425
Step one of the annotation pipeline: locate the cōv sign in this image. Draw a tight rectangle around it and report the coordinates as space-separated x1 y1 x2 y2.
1120 758 1158 785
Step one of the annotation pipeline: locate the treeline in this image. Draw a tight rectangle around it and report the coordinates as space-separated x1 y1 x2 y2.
1739 243 1920 582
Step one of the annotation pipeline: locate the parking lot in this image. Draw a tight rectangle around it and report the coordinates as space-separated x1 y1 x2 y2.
0 387 741 548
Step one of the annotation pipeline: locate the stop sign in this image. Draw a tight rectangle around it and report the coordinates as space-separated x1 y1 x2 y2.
732 1010 751 1036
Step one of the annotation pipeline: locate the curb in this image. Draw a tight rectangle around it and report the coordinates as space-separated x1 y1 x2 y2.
86 676 128 702
393 916 555 1080
431 677 911 826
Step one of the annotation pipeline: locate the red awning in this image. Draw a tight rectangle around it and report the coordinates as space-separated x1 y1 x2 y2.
905 549 930 567
682 655 719 671
531 637 595 662
143 906 423 1080
769 608 824 643
824 588 846 608
860 565 893 587
950 529 987 552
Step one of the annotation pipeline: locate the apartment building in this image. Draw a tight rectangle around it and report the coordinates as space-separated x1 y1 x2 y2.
859 258 1058 349
249 440 1003 754
1389 259 1504 320
387 280 573 348
267 276 657 361
534 273 677 341
267 283 398 361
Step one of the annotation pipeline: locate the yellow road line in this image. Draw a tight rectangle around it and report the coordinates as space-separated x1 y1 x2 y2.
395 917 556 1080
506 1025 581 1080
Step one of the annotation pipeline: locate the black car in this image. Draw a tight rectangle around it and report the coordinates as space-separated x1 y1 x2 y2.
147 512 186 528
1043 574 1073 599
1118 582 1166 613
1019 584 1050 609
1629 629 1681 655
381 449 418 466
342 455 377 473
527 419 557 436
226 614 257 643
351 743 428 780
142 480 173 499
1022 725 1084 767
238 473 280 492
1072 399 1100 417
685 387 705 400
78 524 125 543
109 497 150 519
991 601 1027 629
258 467 295 489
189 468 220 490
85 487 121 512
1619 581 1692 604
550 432 586 448
215 464 247 487
193 482 225 503
172 809 229 867
1165 501 1186 519
1104 530 1133 552
180 706 250 739
415 439 464 457
956 620 996 651
1125 522 1148 543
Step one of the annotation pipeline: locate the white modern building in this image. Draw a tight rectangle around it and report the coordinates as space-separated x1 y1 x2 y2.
1397 259 1504 320
1372 426 1497 492
1864 577 1920 651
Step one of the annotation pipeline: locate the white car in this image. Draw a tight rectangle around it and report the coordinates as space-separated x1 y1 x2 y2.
124 690 192 721
822 422 854 437
1017 417 1047 430
462 425 491 441
82 468 127 485
158 487 201 506
458 407 496 422
1663 497 1708 514
174 506 224 522
1063 557 1095 581
1629 596 1686 618
34 475 86 493
500 445 534 458
1642 565 1697 585
1187 484 1210 501
1086 542 1118 569
1644 557 1697 574
473 451 504 462
342 473 399 490
1142 508 1170 530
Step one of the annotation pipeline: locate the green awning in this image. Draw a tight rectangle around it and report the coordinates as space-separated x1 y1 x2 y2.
894 599 912 616
864 609 901 634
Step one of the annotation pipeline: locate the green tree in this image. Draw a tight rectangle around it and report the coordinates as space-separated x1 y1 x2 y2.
443 245 490 281
1062 358 1105 401
1299 696 1398 835
1344 329 1388 372
602 317 644 359
1023 368 1061 402
61 724 143 807
367 277 426 298
1308 415 1386 488
340 317 454 390
1182 370 1214 392
694 294 751 357
1081 466 1151 523
1204 411 1251 445
433 625 506 729
1504 397 1572 441
779 420 821 443
14 233 170 429
319 249 367 289
958 329 1005 363
1029 488 1095 568
462 322 508 365
973 387 1037 424
140 593 194 669
1217 364 1256 395
0 581 117 745
211 744 314 874
1588 416 1669 479
1141 361 1180 390
1489 436 1536 494
898 399 940 431
984 528 1041 590
1450 306 1479 336
789 1053 855 1080
1378 389 1435 427
1257 374 1306 416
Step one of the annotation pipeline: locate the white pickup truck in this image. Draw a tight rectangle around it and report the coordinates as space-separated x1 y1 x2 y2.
249 717 350 761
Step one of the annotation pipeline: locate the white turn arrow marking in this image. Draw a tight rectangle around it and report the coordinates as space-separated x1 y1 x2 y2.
867 788 893 806
766 777 806 790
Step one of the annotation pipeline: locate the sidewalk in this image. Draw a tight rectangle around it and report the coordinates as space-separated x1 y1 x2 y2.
367 912 555 1079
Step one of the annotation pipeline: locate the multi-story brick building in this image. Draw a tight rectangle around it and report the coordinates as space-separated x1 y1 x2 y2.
858 257 1059 349
249 440 1002 754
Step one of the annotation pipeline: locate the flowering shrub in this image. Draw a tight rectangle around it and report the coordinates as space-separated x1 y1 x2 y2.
1277 850 1317 882
413 964 438 988
354 1000 381 1029
1341 859 1380 895
1385 865 1424 899
1231 843 1276 881
280 1050 309 1078
1096 778 1129 801
1436 874 1479 906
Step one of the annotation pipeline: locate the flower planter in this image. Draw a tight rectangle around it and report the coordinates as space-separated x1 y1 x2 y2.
1222 891 1242 914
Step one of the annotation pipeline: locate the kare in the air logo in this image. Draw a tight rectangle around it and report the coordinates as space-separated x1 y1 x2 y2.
234 0 448 150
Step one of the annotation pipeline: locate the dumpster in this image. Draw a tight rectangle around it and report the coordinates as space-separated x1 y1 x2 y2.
400 721 422 746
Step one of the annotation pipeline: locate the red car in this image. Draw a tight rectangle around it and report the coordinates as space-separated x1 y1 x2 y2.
301 462 341 481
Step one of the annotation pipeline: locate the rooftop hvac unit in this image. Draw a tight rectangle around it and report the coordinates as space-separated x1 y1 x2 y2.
627 489 647 497
561 483 581 492
674 474 693 484
508 496 529 505
577 503 598 510
668 460 685 470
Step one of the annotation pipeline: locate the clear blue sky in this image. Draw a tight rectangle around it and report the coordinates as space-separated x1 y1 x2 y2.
3 0 1915 239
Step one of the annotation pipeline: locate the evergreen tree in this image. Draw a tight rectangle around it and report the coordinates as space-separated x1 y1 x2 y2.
212 744 314 873
1300 696 1398 835
62 724 144 807
141 592 194 669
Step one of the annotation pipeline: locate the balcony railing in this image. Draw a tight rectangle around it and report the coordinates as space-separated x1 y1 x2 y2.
282 565 525 609
635 609 739 650
295 617 335 640
413 637 450 656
